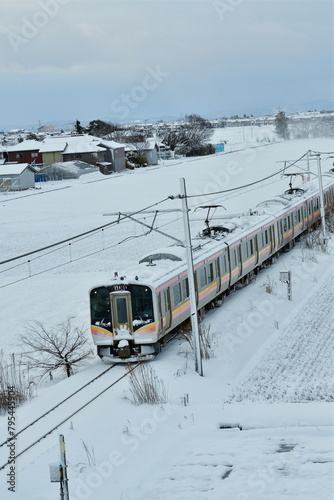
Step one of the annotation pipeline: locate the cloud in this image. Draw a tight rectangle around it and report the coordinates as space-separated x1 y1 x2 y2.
0 0 333 128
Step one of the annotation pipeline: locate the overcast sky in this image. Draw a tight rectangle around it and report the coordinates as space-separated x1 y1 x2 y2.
0 0 333 130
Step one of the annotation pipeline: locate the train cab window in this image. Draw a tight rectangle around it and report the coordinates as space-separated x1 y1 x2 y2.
181 278 189 300
116 297 128 324
199 268 207 288
207 263 214 283
90 287 112 328
173 283 182 306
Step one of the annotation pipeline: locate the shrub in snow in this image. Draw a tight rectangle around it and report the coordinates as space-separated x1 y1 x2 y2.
263 275 277 295
326 209 334 233
126 362 168 405
0 351 33 413
180 322 215 360
20 319 94 379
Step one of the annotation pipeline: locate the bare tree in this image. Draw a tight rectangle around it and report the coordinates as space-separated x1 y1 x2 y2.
21 319 94 378
161 114 213 155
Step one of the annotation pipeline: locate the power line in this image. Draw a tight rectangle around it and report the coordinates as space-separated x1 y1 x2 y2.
182 166 287 199
0 197 171 266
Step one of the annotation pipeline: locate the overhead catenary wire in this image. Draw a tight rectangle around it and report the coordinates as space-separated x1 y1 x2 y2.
0 160 315 288
0 196 171 266
181 165 288 199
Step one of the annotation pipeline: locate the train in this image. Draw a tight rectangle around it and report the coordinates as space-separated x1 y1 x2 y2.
89 170 334 362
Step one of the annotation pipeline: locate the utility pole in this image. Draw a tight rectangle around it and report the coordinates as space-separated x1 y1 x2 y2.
315 153 328 247
180 178 203 376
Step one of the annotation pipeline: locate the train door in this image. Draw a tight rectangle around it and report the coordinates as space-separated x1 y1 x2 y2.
157 292 163 335
164 288 172 331
277 219 283 249
270 224 276 253
109 291 133 333
307 201 313 227
230 244 242 285
254 234 259 265
215 258 221 293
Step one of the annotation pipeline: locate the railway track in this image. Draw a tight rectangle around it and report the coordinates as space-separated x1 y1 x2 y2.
0 331 180 473
0 362 140 472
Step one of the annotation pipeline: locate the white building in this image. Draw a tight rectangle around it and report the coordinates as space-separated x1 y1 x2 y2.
0 163 36 191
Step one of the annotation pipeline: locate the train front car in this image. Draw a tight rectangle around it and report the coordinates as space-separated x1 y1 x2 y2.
90 282 159 362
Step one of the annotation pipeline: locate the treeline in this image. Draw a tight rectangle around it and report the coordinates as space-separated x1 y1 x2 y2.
74 114 215 158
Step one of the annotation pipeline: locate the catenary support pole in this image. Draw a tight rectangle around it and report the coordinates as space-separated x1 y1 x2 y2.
59 434 69 500
315 153 328 246
180 178 203 376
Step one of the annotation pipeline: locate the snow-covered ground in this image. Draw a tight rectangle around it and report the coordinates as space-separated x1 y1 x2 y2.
0 130 333 499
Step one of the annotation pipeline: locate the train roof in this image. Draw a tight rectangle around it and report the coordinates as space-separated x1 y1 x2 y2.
100 171 334 291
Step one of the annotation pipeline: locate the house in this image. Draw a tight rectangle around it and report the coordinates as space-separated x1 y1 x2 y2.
39 140 66 166
0 145 6 164
39 135 126 173
124 138 160 166
0 163 36 191
61 136 106 165
5 140 43 165
97 140 126 173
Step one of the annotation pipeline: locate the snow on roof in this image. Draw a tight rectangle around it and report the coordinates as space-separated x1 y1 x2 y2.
39 135 125 155
5 140 41 152
0 163 35 175
123 138 158 152
39 141 67 153
63 142 106 154
98 139 126 149
58 135 105 155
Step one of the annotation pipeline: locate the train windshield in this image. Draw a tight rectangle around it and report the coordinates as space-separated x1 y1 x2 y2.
90 287 112 330
90 285 154 332
130 285 154 330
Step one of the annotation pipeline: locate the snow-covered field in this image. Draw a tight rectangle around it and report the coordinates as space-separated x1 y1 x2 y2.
0 128 333 499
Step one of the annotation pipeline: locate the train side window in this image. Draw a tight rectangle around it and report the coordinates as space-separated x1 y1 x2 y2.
249 239 254 255
164 290 170 311
207 263 214 283
223 254 228 272
181 278 189 300
173 283 182 306
264 230 268 245
199 268 206 288
232 249 237 267
220 254 227 274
